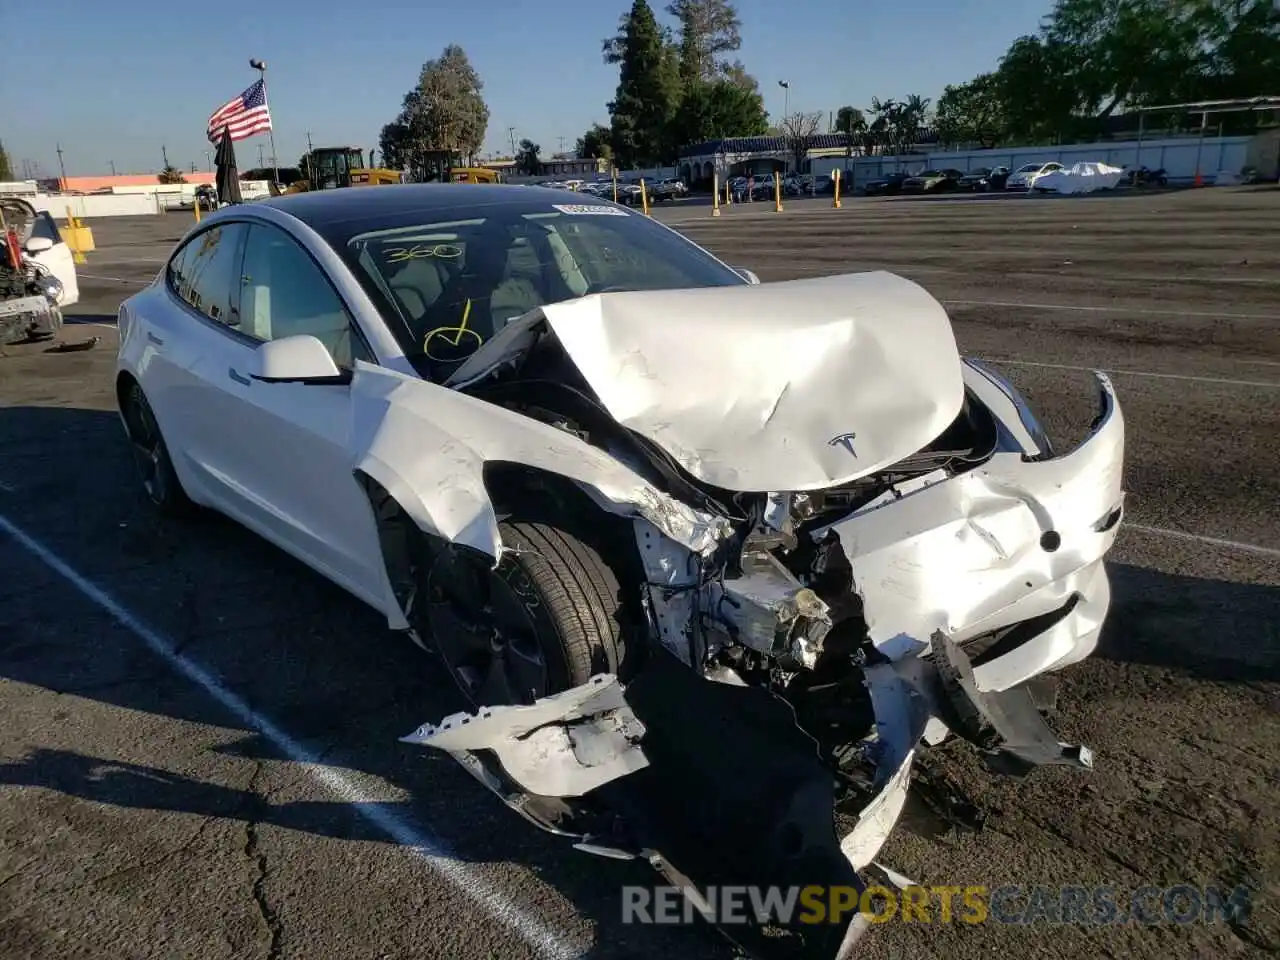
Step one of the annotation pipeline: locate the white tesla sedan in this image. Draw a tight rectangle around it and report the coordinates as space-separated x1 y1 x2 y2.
116 184 1124 956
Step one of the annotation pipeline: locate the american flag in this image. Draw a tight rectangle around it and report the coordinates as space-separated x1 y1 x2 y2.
206 79 272 144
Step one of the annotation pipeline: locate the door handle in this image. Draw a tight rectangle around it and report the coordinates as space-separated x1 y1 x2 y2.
228 367 251 386
146 331 165 346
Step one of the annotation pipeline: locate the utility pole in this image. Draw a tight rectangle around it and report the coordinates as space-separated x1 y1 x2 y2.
56 143 67 185
203 149 212 171
507 126 516 155
558 135 567 155
161 144 170 170
109 159 117 175
258 143 265 168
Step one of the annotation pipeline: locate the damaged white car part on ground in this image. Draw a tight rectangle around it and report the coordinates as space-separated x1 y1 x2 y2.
398 273 1124 956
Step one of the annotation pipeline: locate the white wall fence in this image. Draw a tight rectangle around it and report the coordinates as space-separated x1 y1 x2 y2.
23 180 275 218
806 135 1257 190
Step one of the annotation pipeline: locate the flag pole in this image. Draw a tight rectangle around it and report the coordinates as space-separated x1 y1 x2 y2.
251 58 279 187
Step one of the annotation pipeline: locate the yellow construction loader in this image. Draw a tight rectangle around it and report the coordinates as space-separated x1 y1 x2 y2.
286 147 402 193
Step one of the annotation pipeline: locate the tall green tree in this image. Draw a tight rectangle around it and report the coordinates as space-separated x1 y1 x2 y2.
157 166 187 184
934 74 1005 147
667 0 742 86
575 124 614 162
0 140 12 181
834 106 866 157
515 139 542 175
381 45 489 181
673 78 768 147
606 0 680 167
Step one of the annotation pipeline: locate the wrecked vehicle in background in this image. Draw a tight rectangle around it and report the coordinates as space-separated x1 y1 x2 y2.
116 187 1125 958
1 198 80 345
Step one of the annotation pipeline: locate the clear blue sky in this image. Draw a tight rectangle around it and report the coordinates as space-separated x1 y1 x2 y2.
3 0 1052 177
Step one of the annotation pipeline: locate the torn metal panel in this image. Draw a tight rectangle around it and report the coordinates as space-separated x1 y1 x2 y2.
347 363 730 567
824 372 1125 692
401 675 649 797
451 272 967 493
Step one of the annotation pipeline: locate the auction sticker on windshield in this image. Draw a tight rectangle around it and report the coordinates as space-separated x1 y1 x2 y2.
552 204 629 216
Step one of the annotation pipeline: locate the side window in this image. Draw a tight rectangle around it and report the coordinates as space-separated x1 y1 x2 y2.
169 223 249 328
239 223 372 369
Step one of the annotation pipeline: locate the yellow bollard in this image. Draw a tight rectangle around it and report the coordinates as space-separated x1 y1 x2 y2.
712 172 721 217
640 178 650 216
833 170 842 209
64 206 87 264
774 175 782 213
725 177 732 206
612 168 618 203
194 196 202 223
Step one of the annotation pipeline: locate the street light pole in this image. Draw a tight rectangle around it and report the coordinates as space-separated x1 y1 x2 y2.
55 143 68 186
778 80 790 122
250 58 281 186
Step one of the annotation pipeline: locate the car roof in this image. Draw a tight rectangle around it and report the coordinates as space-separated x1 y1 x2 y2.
255 183 595 232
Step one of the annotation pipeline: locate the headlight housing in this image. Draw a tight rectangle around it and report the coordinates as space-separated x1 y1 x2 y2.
36 273 63 304
964 358 1054 459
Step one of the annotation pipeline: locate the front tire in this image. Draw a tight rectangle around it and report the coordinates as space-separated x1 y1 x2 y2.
121 382 192 515
422 520 634 708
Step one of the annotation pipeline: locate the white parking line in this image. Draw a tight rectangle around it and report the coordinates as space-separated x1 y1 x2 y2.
983 357 1278 389
943 297 1272 322
79 273 148 285
0 511 582 960
1125 523 1280 560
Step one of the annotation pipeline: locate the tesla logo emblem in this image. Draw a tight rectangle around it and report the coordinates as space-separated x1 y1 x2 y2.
828 432 858 456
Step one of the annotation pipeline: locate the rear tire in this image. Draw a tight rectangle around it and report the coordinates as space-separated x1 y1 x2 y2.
121 382 192 515
422 520 635 708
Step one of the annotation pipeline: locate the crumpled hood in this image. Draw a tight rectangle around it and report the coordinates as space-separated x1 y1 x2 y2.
451 271 965 493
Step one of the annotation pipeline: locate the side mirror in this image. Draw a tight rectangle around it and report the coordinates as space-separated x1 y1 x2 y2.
247 335 346 384
25 236 55 254
735 267 761 285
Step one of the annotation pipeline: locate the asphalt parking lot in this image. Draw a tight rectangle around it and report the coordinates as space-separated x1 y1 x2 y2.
1 187 1277 960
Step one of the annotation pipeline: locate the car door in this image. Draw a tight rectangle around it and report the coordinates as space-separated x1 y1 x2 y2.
207 220 388 607
140 220 255 509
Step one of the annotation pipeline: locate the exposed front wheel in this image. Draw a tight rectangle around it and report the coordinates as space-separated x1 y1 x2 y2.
122 382 191 514
422 521 633 707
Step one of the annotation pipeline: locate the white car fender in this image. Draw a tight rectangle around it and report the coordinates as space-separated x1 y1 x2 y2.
346 363 730 564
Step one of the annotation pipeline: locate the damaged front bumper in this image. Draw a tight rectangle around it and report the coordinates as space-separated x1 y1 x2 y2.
400 370 1121 956
403 631 1092 956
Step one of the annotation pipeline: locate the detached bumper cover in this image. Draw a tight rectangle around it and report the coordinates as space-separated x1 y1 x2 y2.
404 632 1092 957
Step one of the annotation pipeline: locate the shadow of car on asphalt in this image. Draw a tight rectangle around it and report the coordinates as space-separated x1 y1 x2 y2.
1 404 1278 958
0 403 739 959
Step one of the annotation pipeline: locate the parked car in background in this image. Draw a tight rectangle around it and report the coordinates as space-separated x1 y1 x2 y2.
863 171 909 196
649 178 687 201
1122 165 1168 187
958 166 1011 191
1006 162 1064 191
901 169 965 193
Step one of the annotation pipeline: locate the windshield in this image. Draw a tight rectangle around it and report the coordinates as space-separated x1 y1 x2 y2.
342 199 746 372
918 170 943 177
1016 164 1043 173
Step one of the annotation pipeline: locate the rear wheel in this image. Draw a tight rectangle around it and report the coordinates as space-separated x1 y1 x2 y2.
121 382 191 514
422 520 633 707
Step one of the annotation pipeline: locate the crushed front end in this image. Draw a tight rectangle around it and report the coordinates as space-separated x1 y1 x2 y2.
403 341 1124 955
